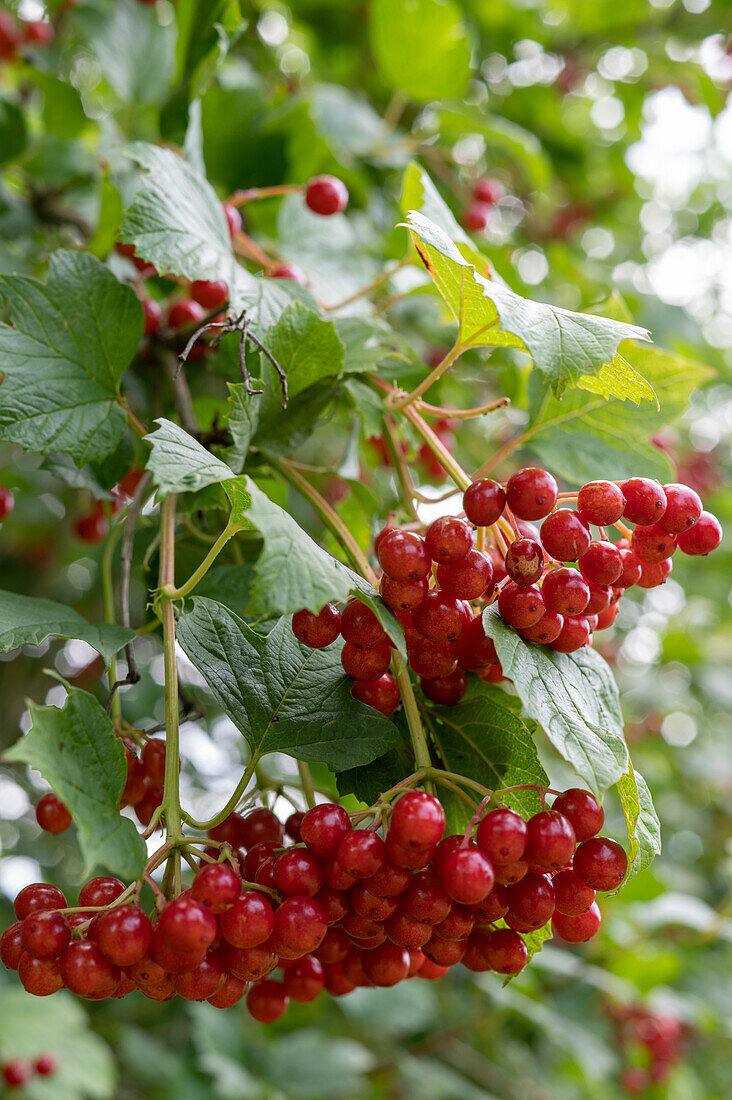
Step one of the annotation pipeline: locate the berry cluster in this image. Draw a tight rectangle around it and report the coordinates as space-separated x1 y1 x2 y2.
293 467 721 713
2 789 626 1021
1 1053 57 1090
607 1002 692 1094
121 738 167 827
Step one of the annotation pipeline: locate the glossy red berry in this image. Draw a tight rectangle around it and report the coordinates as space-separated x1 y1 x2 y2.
519 609 564 644
340 599 387 648
247 978 289 1022
541 567 590 615
285 812 304 842
60 941 120 998
35 793 72 834
552 899 601 942
526 811 576 869
657 483 702 533
473 177 504 204
173 949 226 1001
268 260 307 283
156 895 218 954
401 871 452 924
636 558 673 588
476 807 527 864
497 582 545 629
292 604 341 648
300 803 351 858
506 872 555 928
207 972 249 1008
437 847 494 905
17 953 63 996
463 479 506 526
579 540 622 584
79 877 125 908
380 574 428 612
621 478 667 525
141 296 162 336
436 548 493 599
552 869 596 915
351 673 400 715
362 860 412 898
573 837 628 891
677 511 722 555
274 896 328 956
73 507 108 543
412 592 469 642
141 739 166 784
616 547 643 587
420 668 467 706
167 299 206 329
549 614 591 653
0 484 15 521
409 638 457 679
350 883 398 922
274 849 324 897
92 905 153 967
483 928 528 974
219 891 275 949
506 468 558 520
21 910 70 960
505 538 544 586
191 863 241 913
552 788 604 841
190 280 228 309
305 175 348 215
282 953 325 1002
462 201 492 232
424 516 474 563
389 791 445 850
577 480 625 526
221 942 277 982
541 509 591 562
1 921 24 970
14 884 66 921
456 615 498 670
341 640 391 681
377 530 430 581
631 524 677 564
240 808 284 849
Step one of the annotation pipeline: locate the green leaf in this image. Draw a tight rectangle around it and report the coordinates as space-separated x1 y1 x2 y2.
146 418 236 496
369 0 471 102
31 72 87 140
423 679 549 831
263 302 344 396
82 0 176 106
404 211 651 393
401 162 474 249
0 589 135 663
177 599 399 770
0 95 27 164
194 563 255 615
577 354 658 406
0 250 142 465
334 316 413 376
336 738 414 807
482 607 628 797
4 688 146 879
43 452 114 500
617 761 662 880
524 343 714 485
265 1030 375 1099
225 381 262 473
0 990 116 1100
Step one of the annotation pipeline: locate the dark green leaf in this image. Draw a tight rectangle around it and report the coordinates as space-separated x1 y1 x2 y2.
482 606 628 796
146 418 237 497
0 96 26 164
177 599 399 770
4 688 146 879
0 251 142 464
0 589 135 663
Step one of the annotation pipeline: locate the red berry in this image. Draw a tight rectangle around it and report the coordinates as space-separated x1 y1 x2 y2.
424 516 474 563
292 604 341 648
93 906 153 966
474 885 510 922
631 524 677 564
506 468 558 521
219 891 275 949
351 673 400 715
579 540 622 584
435 548 493 599
476 807 528 864
349 883 398 922
677 511 722 555
79 877 125 908
552 899 601 942
552 869 596 915
2 1060 33 1087
14 884 66 921
167 299 206 329
1 921 24 970
657 483 702 533
616 548 642 587
243 841 278 881
462 201 492 232
142 738 166 784
247 978 289 1022
207 972 249 1008
221 941 277 982
274 896 328 956
380 574 428 612
541 567 590 615
505 538 544 586
389 791 445 850
341 640 391 681
422 934 466 967
483 928 528 974
285 812 304 842
577 480 626 526
363 941 411 986
401 871 452 924
60 941 120 998
157 896 218 954
437 847 495 905
506 872 555 928
35 793 72 834
133 783 162 824
191 863 241 913
21 911 70 960
73 507 108 543
305 175 348 216
549 614 591 653
268 261 307 283
384 912 433 948
191 280 228 309
386 835 435 870
315 927 351 963
340 599 387 648
463 479 506 526
223 203 242 237
0 484 15 521
526 811 576 869
362 861 412 898
412 592 469 642
584 580 612 614
377 530 430 581
240 808 284 849
621 477 667 525
300 803 351 858
456 615 499 670
141 297 162 336
17 953 63 996
636 558 673 588
336 830 386 879
473 177 504 204
552 788 604 841
409 637 458 679
497 581 545 629
595 603 619 630
173 949 226 1001
274 849 324 897
573 837 627 891
519 610 564 644
283 953 325 1002
420 668 466 706
541 509 591 561
34 1053 58 1076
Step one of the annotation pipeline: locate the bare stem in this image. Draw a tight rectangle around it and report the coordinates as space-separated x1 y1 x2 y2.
298 761 316 809
159 496 183 847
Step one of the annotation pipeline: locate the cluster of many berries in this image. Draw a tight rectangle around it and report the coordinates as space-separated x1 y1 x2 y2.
2 788 627 1022
1 1053 58 1090
607 1002 692 1095
293 467 721 713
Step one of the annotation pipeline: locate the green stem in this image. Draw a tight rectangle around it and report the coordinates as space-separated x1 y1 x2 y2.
321 258 411 313
387 340 464 411
402 404 472 491
182 754 258 831
164 517 239 600
298 761 316 809
101 524 124 725
395 664 433 774
159 496 183 848
381 416 421 522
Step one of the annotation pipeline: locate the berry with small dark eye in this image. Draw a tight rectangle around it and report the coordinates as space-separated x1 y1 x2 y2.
21 911 70 960
577 480 625 525
305 175 348 216
191 863 241 913
456 615 498 669
437 846 495 905
301 803 351 859
377 530 430 581
292 603 342 648
506 872 555 928
476 807 528 864
435 549 493 599
497 582 545 629
79 876 125 908
412 592 470 642
274 849 324 897
549 614 591 653
268 261 307 283
552 900 602 942
552 869 596 915
541 509 591 561
424 516 474 564
336 830 386 879
552 788 604 841
389 791 446 850
483 928 528 974
463 479 506 526
506 468 558 520
631 524 677 564
621 478 667 525
409 637 458 679
584 580 613 615
219 891 275 949
579 540 622 584
240 808 284 849
35 793 72 834
93 906 153 966
380 574 428 611
657 482 702 532
60 941 120 999
616 547 643 587
14 884 67 921
677 511 722 555
505 537 544 586
573 837 628 891
341 640 391 681
351 673 400 715
519 609 564 644
636 558 673 588
340 599 388 648
246 979 289 1022
420 668 466 706
156 895 218 955
526 811 576 869
541 567 590 615
190 280 228 309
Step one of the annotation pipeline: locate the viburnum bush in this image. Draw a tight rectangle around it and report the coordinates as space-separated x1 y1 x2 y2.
0 0 725 1061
